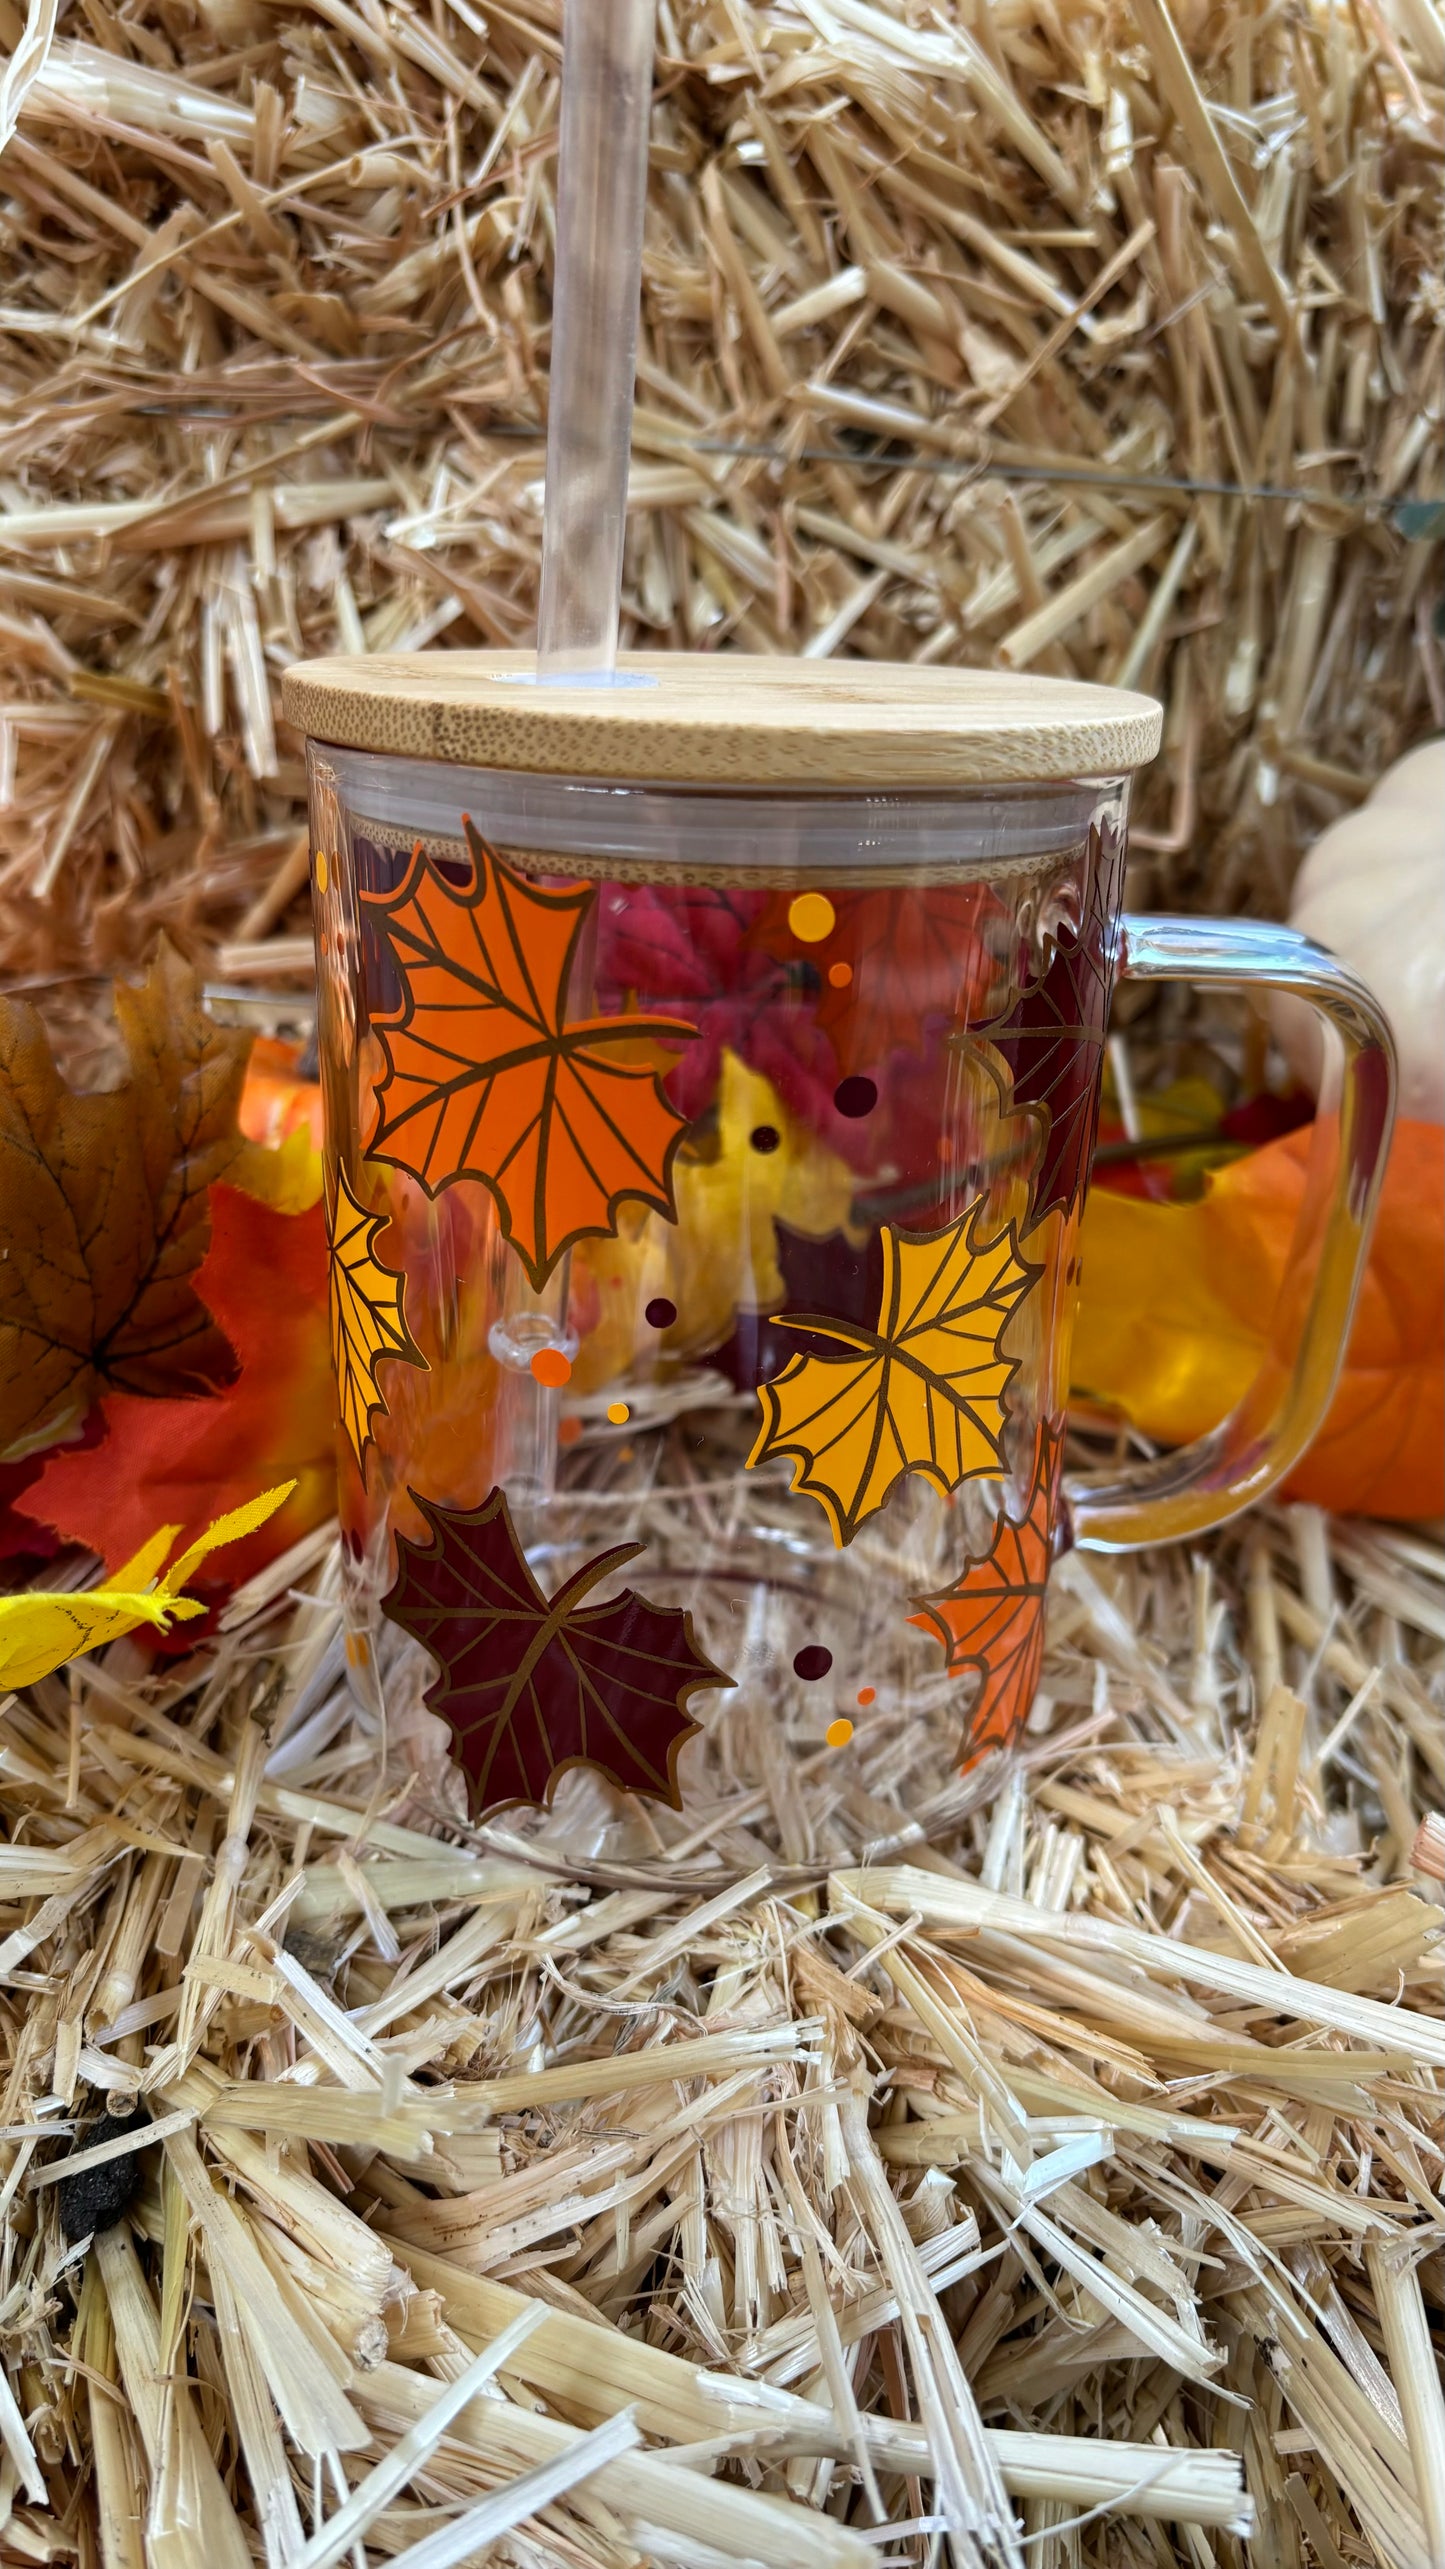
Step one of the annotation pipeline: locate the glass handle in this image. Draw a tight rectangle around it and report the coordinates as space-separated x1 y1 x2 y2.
1064 913 1397 1551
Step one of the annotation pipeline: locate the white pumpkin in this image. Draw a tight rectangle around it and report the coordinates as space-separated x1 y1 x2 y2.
1274 736 1444 1122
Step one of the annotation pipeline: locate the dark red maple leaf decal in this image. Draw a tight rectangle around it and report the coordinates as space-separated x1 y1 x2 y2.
977 825 1124 1223
809 885 1006 1074
909 1423 1063 1765
704 1221 883 1391
382 1486 733 1814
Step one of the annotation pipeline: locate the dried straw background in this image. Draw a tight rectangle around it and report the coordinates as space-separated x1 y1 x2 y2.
1 1499 1442 2569
0 0 1442 987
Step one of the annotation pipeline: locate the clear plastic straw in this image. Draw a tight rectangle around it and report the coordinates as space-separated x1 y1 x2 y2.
536 0 657 680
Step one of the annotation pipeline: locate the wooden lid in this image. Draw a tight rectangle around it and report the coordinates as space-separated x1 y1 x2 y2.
282 650 1161 788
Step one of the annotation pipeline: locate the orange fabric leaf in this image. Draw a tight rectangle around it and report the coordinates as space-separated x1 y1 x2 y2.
910 1426 1062 1763
364 824 697 1290
26 1184 334 1588
1071 1119 1444 1519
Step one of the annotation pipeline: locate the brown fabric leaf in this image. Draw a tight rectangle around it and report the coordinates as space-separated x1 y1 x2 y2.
0 940 251 1461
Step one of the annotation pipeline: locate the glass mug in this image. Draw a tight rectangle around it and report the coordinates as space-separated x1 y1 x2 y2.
282 655 1395 1819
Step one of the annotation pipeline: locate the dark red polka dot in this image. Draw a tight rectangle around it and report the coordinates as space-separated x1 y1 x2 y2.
833 1075 877 1119
793 1645 833 1681
750 1124 781 1154
644 1296 677 1329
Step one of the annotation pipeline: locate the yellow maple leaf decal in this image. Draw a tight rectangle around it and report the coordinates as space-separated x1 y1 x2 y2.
0 1483 295 1692
327 1162 425 1469
748 1205 1039 1546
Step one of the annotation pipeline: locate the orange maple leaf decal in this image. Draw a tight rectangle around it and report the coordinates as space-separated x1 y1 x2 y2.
909 1424 1063 1764
327 1160 425 1472
363 823 697 1290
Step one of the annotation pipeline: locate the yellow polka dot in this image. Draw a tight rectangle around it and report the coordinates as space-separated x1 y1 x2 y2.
606 1400 630 1425
788 892 835 944
315 850 329 894
825 1717 854 1749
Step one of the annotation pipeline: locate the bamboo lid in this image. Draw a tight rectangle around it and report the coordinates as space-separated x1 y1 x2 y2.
282 650 1161 789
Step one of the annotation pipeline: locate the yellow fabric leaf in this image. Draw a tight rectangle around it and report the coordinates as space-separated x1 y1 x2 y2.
108 1524 183 1593
570 1050 856 1395
1070 1121 1445 1520
233 1124 325 1215
161 1480 297 1595
749 1203 1039 1545
0 1480 295 1693
1070 1184 1266 1445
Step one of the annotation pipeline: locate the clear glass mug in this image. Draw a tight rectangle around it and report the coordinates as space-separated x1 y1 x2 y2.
283 655 1395 1820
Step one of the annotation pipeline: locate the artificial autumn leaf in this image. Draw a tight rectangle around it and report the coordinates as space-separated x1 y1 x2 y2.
569 1051 858 1396
593 880 856 1147
0 1481 294 1692
748 1203 1040 1546
809 885 1006 1073
910 1425 1063 1763
327 1160 424 1470
26 1185 334 1589
976 824 1123 1223
1072 1117 1445 1520
236 1037 325 1213
382 1485 732 1814
364 822 698 1290
0 940 256 1463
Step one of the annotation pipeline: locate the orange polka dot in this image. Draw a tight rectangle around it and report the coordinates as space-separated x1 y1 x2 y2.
788 892 835 944
826 1718 854 1749
606 1400 630 1425
856 1686 875 1707
827 959 853 988
558 1414 582 1445
530 1347 572 1388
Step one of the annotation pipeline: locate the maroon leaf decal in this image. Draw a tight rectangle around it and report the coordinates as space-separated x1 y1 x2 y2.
978 825 1123 1223
909 1424 1063 1765
382 1486 732 1814
705 1221 884 1392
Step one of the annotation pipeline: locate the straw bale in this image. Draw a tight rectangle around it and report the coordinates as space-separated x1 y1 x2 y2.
0 0 1441 986
0 1490 1438 2564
